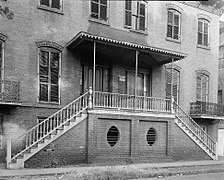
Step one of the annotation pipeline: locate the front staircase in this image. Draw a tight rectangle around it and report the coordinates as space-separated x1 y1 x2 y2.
6 91 90 169
173 101 217 160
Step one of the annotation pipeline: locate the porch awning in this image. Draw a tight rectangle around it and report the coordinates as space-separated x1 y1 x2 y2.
67 23 187 61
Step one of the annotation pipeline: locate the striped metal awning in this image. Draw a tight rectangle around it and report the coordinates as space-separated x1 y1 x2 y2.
67 31 187 60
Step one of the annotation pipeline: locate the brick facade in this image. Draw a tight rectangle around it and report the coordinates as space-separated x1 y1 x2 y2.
0 1 220 168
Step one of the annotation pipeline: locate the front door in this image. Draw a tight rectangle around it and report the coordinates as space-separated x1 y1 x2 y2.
218 129 224 156
127 72 151 96
81 65 110 93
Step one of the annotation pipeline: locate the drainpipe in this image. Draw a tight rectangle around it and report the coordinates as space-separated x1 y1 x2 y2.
135 51 139 110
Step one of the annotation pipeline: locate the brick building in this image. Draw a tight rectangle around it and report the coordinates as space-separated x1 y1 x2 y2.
0 0 222 168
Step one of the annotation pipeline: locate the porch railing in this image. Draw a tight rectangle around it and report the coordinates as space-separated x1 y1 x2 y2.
0 80 20 103
94 91 171 113
174 101 216 155
190 101 224 117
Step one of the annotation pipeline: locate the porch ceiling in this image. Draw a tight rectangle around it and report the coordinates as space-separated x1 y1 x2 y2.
67 23 187 64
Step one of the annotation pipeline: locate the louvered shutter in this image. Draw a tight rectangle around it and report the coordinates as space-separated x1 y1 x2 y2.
0 42 2 80
50 52 59 102
40 0 50 6
39 50 49 102
173 13 179 40
196 75 201 101
125 0 132 27
51 0 60 9
138 2 146 31
91 0 99 19
198 21 203 45
165 68 172 99
100 0 107 21
204 22 208 46
167 10 173 38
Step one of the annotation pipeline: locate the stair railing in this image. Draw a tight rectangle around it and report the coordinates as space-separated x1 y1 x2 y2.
7 89 91 165
173 100 216 155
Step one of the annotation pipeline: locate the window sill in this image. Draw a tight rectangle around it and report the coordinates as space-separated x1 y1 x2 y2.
37 102 61 109
166 37 181 44
197 44 210 50
37 5 64 15
129 29 148 35
88 18 109 26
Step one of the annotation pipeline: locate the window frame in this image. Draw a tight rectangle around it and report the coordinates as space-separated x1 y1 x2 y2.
38 0 63 14
196 72 209 102
197 18 210 48
124 0 147 33
166 8 181 41
37 43 62 105
89 0 109 23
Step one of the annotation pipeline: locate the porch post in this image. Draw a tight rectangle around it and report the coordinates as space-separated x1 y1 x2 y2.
6 138 11 168
93 41 96 108
171 57 174 112
135 50 139 110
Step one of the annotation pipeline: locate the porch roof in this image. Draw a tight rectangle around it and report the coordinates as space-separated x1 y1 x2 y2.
67 24 187 62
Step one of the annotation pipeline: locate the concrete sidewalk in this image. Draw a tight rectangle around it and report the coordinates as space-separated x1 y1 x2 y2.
1 160 224 178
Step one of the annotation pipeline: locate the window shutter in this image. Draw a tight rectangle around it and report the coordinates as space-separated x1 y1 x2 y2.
125 0 132 27
167 10 173 38
173 14 179 40
100 0 107 21
51 0 61 9
40 0 50 6
165 68 172 99
139 2 146 31
204 22 208 46
198 21 203 45
196 76 201 101
0 42 2 80
91 0 99 19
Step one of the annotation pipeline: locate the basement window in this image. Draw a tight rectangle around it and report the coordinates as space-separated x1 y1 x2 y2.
146 128 156 146
107 126 119 147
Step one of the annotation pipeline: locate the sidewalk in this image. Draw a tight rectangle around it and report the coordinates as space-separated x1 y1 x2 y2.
1 160 224 179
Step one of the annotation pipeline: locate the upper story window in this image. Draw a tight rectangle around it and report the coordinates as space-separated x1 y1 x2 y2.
197 19 209 47
167 9 181 40
39 0 62 12
90 0 108 22
196 71 209 102
37 41 63 104
124 0 147 32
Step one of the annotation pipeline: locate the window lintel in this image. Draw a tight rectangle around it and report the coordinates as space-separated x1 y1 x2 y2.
166 4 183 13
165 64 181 71
195 69 210 77
198 14 211 22
36 41 63 51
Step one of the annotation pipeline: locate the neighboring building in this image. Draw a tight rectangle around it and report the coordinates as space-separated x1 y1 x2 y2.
0 0 221 169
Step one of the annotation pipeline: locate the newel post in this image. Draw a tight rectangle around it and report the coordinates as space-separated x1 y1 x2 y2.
171 96 175 114
88 87 93 109
6 138 12 168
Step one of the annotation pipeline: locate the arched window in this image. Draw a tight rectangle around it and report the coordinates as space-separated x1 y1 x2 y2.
37 41 63 104
166 4 182 41
196 72 209 102
197 14 211 47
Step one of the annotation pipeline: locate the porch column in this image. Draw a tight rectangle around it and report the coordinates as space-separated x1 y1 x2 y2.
93 41 96 107
135 50 139 110
171 57 174 112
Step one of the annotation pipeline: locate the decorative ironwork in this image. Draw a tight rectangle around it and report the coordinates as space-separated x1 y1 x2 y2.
190 101 224 117
0 80 20 103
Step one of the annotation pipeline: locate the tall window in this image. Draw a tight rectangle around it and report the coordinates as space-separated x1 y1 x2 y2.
167 9 181 40
90 0 108 21
165 68 180 103
196 73 209 102
124 0 147 31
197 19 209 47
40 0 62 10
39 47 61 103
